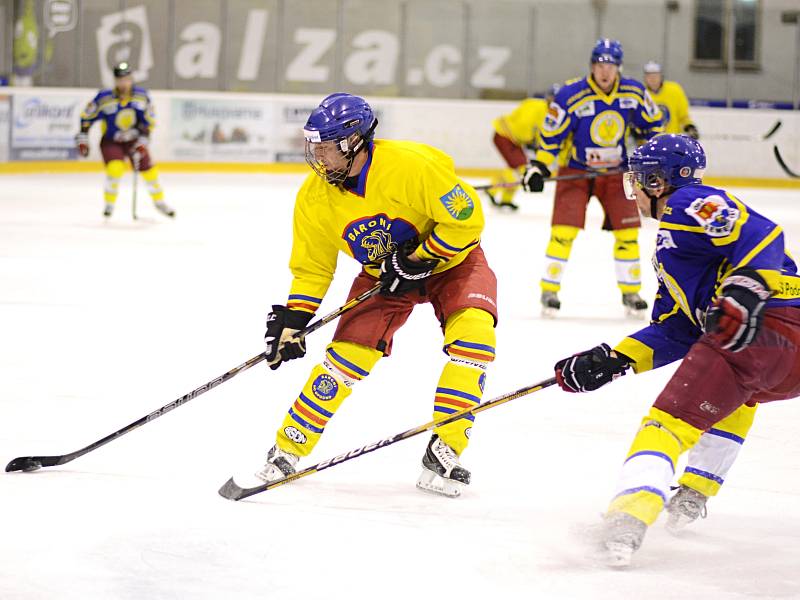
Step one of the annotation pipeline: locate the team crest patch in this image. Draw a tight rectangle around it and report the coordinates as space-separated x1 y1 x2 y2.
478 372 486 393
342 213 418 265
439 184 474 220
685 195 739 237
311 374 338 401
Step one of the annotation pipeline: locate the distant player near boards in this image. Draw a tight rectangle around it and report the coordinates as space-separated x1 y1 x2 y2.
642 60 699 139
522 39 664 316
553 134 800 566
236 93 498 498
75 62 174 219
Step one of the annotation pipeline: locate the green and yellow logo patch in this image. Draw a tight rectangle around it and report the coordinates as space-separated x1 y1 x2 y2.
439 184 474 221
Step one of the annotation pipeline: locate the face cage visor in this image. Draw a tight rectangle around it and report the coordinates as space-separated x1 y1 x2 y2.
622 169 665 200
304 133 362 185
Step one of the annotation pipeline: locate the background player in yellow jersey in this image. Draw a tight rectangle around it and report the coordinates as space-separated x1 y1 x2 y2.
642 60 699 139
487 83 562 210
241 93 498 497
75 62 174 219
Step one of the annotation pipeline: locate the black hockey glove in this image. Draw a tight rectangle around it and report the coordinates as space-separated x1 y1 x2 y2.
704 268 771 353
554 343 630 393
683 124 700 140
264 305 314 370
521 160 551 193
379 242 439 296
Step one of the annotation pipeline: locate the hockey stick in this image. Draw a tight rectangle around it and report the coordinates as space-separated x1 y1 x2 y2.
218 376 558 501
773 145 800 179
131 154 139 221
473 168 624 192
762 120 782 141
5 283 382 474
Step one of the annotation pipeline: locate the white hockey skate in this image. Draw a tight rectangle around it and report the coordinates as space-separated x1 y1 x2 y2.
154 200 176 218
600 512 647 567
416 434 470 498
540 291 561 318
622 293 648 318
255 444 299 483
666 485 708 533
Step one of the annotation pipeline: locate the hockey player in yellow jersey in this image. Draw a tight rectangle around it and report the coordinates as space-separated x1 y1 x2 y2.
240 93 498 497
487 84 564 210
642 60 698 139
76 62 174 219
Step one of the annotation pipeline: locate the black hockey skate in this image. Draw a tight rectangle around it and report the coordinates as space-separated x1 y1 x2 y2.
483 189 519 211
622 293 648 317
541 291 561 317
416 434 470 497
600 512 648 567
103 203 114 218
666 485 708 533
154 201 176 218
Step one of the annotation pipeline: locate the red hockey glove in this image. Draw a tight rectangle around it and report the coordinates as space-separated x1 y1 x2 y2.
75 132 89 158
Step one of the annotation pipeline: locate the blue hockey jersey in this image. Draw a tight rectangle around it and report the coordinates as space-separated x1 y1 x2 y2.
615 184 800 372
535 75 663 171
79 85 154 143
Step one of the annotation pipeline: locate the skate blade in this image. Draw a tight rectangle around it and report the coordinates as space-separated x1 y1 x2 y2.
665 513 694 535
415 469 464 498
541 306 559 318
602 541 634 568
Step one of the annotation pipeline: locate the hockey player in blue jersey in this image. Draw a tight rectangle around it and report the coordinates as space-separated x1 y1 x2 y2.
552 134 800 566
76 62 174 219
522 39 664 316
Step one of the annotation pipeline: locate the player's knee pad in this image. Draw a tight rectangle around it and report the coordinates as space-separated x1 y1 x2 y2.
276 363 354 457
549 225 579 251
106 159 126 179
613 228 640 259
436 309 495 454
543 226 579 290
322 341 381 385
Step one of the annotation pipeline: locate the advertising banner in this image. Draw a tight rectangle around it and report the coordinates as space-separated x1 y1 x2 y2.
170 98 276 162
0 95 9 162
10 93 82 160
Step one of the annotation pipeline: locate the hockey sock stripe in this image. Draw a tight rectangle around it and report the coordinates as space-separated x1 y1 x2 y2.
435 386 481 403
434 405 475 422
624 450 675 473
325 348 370 379
297 392 335 419
706 427 745 444
288 409 325 434
683 467 724 485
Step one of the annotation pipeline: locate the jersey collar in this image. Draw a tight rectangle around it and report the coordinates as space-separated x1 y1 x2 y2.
343 141 374 198
587 75 619 102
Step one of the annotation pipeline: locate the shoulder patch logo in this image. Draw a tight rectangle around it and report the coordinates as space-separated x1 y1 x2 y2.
685 195 739 237
544 102 567 131
439 184 474 221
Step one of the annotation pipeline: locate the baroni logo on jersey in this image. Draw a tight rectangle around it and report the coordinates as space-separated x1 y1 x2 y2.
685 196 739 237
311 373 338 401
589 110 625 146
342 213 418 265
439 184 474 221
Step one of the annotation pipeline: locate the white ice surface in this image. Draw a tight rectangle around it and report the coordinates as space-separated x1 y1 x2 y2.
1 172 799 599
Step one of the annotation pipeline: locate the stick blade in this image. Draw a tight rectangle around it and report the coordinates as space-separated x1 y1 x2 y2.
774 145 800 179
6 456 43 473
218 477 248 501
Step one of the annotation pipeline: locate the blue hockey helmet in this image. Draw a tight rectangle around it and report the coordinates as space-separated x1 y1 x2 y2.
624 134 706 200
304 93 377 184
591 39 623 65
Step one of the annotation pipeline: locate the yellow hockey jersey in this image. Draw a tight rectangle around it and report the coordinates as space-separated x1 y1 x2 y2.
286 140 484 315
493 98 548 148
647 80 694 135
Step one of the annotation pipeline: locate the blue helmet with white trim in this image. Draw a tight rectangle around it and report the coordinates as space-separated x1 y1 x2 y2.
591 39 623 65
304 93 377 185
627 134 706 192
